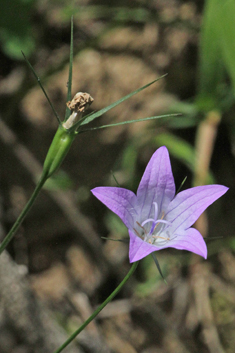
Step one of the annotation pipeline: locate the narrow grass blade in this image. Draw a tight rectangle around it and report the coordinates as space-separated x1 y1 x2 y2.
65 17 74 121
79 113 178 133
151 253 167 284
22 52 61 124
72 75 167 130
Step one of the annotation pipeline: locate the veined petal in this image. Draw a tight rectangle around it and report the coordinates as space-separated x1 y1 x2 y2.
91 187 137 229
166 185 228 232
165 228 207 258
129 227 207 261
136 146 175 222
129 230 156 262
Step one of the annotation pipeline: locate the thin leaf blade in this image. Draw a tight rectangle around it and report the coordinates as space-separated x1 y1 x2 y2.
76 75 167 128
79 113 179 132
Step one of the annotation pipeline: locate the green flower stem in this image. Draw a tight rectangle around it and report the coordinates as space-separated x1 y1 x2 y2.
0 172 48 255
53 261 139 353
0 123 79 254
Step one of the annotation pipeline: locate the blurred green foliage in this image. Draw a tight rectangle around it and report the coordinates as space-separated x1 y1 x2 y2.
197 0 235 112
0 0 35 59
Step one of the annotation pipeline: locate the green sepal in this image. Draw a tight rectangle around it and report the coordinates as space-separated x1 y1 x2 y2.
43 126 76 178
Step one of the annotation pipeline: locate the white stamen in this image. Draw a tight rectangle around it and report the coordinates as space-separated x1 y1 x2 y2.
153 202 159 220
141 218 156 227
134 202 175 247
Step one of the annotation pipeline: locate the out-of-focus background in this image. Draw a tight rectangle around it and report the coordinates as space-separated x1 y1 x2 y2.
0 0 235 352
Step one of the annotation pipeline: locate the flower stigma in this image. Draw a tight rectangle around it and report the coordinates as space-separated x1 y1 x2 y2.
134 202 173 246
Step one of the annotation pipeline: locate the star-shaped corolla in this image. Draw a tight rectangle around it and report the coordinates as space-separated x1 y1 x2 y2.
91 147 228 263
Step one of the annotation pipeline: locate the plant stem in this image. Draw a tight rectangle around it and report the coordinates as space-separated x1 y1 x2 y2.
53 261 139 353
0 172 48 255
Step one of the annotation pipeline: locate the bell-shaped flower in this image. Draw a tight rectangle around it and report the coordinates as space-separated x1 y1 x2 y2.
91 147 228 263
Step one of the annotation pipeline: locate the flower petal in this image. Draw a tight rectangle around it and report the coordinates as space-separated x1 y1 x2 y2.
136 146 175 222
91 187 137 229
166 228 207 258
166 185 228 232
129 227 207 261
129 230 156 262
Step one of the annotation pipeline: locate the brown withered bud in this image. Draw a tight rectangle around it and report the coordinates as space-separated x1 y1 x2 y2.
63 92 94 129
66 92 94 112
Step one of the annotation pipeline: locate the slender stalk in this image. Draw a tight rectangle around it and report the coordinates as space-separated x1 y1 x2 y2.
53 261 139 353
0 172 48 255
193 110 221 187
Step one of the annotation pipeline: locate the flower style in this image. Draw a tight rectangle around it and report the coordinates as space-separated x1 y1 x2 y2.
91 147 228 263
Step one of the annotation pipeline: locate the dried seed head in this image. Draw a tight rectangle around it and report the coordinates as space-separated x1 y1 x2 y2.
63 92 94 129
66 92 94 112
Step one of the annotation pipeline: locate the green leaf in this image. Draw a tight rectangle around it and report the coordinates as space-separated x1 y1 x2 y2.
71 75 167 131
79 113 179 132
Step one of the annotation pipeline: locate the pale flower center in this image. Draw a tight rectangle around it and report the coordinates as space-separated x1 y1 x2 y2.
134 202 173 246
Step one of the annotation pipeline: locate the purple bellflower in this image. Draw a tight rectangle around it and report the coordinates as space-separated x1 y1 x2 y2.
91 147 228 263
